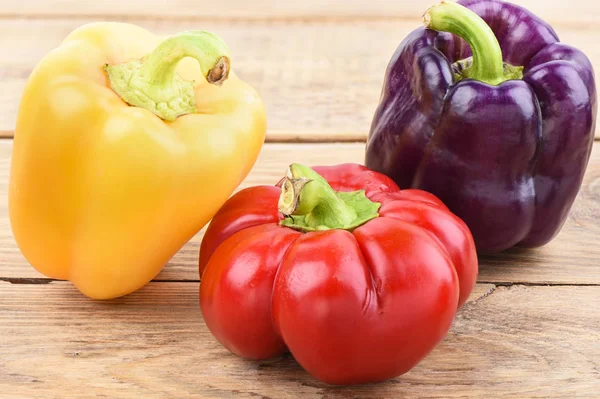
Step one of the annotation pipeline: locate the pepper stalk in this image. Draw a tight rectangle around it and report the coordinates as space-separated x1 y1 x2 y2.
105 30 230 121
278 164 380 232
424 1 523 85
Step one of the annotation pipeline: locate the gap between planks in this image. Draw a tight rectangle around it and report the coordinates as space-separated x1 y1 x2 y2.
2 277 600 287
0 14 425 24
0 130 372 143
0 14 597 31
1 133 600 143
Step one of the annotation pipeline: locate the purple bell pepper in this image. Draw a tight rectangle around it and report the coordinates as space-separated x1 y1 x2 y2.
365 0 597 253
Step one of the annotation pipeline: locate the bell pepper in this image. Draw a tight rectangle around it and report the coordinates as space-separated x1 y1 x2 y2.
9 23 266 299
199 163 478 385
365 0 596 253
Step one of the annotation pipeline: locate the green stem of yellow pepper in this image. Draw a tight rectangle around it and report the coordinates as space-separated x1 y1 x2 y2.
105 31 231 121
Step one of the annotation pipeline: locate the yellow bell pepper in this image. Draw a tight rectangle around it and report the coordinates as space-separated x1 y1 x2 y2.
9 23 266 299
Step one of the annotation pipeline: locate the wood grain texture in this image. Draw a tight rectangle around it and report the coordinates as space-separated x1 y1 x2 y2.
1 140 599 285
0 281 598 398
1 1 598 396
1 0 598 25
1 18 599 140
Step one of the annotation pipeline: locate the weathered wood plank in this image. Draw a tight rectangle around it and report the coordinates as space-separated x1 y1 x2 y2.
1 18 599 140
1 0 598 25
0 281 598 397
1 140 599 285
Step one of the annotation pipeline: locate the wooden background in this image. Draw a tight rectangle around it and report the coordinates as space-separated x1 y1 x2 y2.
1 1 599 397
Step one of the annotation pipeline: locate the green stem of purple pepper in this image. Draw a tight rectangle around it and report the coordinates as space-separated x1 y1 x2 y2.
425 1 523 85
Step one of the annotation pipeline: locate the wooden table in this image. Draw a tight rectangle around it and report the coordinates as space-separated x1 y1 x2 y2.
1 1 599 397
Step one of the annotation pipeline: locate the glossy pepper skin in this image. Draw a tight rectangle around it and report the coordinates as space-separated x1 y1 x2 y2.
9 23 266 299
199 163 478 385
366 0 596 253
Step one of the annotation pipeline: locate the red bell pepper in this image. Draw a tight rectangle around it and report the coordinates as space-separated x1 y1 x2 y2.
199 163 478 385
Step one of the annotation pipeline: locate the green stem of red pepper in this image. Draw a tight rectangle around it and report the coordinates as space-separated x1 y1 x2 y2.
278 164 380 232
424 1 523 85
